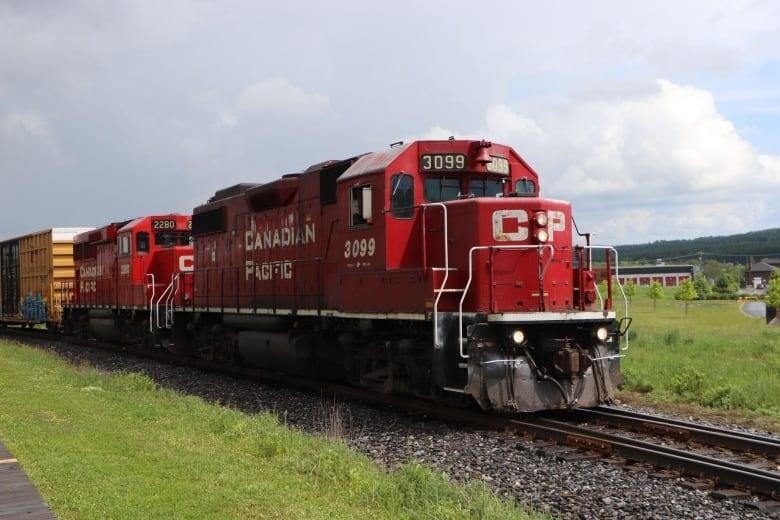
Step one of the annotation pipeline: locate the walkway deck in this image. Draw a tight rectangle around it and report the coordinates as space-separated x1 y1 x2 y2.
0 442 55 519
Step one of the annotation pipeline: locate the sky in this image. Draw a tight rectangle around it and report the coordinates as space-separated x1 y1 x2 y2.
1 0 779 245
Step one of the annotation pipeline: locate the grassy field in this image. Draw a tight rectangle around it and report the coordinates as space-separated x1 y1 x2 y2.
617 293 780 430
0 340 536 520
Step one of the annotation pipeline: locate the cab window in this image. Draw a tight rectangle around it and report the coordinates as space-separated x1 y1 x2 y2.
136 232 150 253
423 177 460 202
390 174 414 218
155 231 190 247
350 184 373 227
470 178 504 198
118 234 131 256
515 178 536 195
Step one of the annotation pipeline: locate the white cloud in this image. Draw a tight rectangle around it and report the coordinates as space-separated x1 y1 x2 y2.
2 112 48 137
547 80 761 197
419 79 780 243
219 78 330 127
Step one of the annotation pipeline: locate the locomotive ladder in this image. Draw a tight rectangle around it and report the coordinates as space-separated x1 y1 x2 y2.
424 203 466 351
146 273 181 332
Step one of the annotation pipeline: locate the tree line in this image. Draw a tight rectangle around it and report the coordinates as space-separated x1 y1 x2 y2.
616 227 780 265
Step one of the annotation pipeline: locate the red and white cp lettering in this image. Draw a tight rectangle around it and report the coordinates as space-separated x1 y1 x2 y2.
178 254 194 272
492 210 529 241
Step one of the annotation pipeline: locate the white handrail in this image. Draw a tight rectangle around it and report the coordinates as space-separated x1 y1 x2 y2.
458 244 555 358
146 274 155 332
422 203 450 349
155 277 176 330
163 273 180 328
588 246 630 350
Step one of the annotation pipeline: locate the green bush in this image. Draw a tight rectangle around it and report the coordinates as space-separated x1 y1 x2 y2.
671 367 704 398
701 385 741 409
620 367 653 393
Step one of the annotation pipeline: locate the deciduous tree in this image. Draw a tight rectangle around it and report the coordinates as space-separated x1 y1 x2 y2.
693 273 712 299
674 279 698 316
766 271 780 308
647 281 664 311
623 280 636 302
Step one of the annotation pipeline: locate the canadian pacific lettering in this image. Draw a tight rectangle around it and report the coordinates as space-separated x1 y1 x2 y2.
79 265 104 278
244 216 315 252
245 260 293 281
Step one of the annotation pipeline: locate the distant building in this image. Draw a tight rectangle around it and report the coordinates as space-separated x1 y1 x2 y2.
745 258 780 288
613 265 695 287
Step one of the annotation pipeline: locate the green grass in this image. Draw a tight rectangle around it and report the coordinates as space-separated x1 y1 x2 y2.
0 340 537 520
618 294 780 427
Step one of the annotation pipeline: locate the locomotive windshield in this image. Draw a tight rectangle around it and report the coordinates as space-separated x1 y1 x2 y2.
424 176 505 202
470 178 504 198
424 177 460 202
155 231 191 247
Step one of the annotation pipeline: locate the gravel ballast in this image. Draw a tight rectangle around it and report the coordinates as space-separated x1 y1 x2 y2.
39 341 780 519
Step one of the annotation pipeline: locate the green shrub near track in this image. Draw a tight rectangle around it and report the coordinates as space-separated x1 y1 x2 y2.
618 294 780 428
0 340 536 520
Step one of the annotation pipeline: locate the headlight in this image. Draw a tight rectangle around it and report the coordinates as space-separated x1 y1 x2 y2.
534 211 548 226
535 229 549 243
511 329 525 344
595 326 608 341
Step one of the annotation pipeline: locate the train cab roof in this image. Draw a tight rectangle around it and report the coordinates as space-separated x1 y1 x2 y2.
336 139 541 200
74 220 132 245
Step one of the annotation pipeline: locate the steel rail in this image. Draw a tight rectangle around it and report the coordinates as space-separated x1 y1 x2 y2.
511 416 780 498
566 406 780 459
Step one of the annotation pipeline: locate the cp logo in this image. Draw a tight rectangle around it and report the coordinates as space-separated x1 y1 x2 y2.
491 210 567 242
179 255 194 272
492 210 529 241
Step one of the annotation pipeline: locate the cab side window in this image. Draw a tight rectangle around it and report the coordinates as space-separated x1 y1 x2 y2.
515 178 536 195
390 174 414 218
136 232 150 253
350 184 372 227
118 234 131 256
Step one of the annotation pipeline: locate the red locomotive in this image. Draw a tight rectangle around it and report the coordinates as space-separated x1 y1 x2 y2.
65 214 193 346
169 139 629 412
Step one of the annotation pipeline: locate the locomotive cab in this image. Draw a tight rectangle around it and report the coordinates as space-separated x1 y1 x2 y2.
410 142 625 411
116 215 193 309
329 139 627 411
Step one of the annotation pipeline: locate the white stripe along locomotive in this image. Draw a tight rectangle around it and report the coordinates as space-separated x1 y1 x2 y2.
60 139 629 412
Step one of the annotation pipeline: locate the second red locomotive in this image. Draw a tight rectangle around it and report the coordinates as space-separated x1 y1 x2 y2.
65 214 193 346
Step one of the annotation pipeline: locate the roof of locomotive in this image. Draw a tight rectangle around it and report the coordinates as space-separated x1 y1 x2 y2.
74 220 133 244
338 142 413 180
209 183 262 203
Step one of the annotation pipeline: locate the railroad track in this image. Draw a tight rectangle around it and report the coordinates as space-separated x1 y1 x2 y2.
572 406 780 459
517 411 780 504
3 327 779 512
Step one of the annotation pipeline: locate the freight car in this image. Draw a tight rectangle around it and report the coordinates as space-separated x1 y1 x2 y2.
0 228 92 329
170 139 630 412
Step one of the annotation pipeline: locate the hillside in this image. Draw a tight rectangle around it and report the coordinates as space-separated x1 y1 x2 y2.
615 228 780 265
